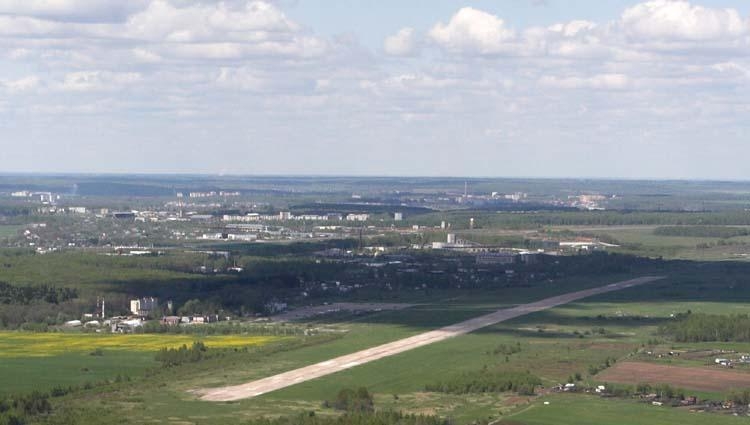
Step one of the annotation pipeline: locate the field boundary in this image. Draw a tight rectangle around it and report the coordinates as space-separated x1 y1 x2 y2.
195 276 665 402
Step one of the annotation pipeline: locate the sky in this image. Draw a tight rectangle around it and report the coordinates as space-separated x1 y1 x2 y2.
2 0 750 179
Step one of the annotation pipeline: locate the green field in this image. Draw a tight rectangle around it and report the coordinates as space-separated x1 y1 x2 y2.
0 225 20 238
501 394 747 425
0 332 284 395
0 351 157 395
23 271 749 424
551 225 750 260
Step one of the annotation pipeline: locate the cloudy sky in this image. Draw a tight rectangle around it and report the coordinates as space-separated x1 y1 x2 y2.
2 0 750 178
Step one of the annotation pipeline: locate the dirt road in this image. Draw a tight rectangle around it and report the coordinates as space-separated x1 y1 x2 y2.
196 276 664 402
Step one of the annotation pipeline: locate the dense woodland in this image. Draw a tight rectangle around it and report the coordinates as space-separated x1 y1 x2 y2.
660 313 750 342
0 282 77 305
419 211 750 230
424 370 541 395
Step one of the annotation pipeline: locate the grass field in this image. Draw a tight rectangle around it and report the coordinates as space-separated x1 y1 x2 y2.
0 332 285 395
17 271 750 424
0 225 21 238
550 225 750 260
500 393 748 425
0 350 158 394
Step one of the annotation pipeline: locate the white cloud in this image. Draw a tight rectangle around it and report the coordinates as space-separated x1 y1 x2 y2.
60 71 142 91
428 7 515 54
419 1 750 59
124 1 300 42
711 61 750 79
131 48 162 63
547 20 597 37
384 27 418 56
216 67 266 91
2 75 40 93
621 0 747 41
0 1 329 61
0 0 148 22
4 1 750 178
539 74 630 90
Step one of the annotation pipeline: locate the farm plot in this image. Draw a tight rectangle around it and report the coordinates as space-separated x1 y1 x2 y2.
598 361 750 392
0 332 283 357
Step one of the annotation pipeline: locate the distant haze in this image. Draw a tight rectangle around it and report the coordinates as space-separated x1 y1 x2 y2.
3 0 750 179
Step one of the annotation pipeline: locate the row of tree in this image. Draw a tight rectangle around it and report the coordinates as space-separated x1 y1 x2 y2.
244 411 452 425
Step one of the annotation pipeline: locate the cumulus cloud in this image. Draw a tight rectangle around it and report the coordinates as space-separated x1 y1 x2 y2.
418 1 750 59
3 0 750 178
0 1 329 61
428 7 515 54
384 27 418 56
621 0 747 41
124 1 301 42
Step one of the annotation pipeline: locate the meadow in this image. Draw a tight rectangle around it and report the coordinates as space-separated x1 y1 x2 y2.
500 393 748 425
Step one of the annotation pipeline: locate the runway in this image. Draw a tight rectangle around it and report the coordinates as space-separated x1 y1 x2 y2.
196 276 664 402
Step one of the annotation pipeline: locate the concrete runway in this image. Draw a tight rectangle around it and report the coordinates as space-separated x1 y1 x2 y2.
196 276 664 402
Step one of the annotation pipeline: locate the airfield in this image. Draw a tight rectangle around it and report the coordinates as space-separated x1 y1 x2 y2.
198 276 664 401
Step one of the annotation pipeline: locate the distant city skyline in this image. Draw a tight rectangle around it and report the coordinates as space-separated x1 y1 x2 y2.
3 0 750 179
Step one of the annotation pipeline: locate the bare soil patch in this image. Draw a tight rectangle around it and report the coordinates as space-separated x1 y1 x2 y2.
598 361 750 392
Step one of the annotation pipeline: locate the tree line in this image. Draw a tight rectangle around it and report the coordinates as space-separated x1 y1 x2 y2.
653 226 750 239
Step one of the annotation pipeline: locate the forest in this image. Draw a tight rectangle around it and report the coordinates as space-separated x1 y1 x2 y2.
424 370 541 395
660 312 750 342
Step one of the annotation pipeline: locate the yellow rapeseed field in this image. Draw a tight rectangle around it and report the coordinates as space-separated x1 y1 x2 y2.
0 332 282 358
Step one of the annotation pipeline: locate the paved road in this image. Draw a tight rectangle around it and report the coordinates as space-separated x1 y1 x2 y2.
197 276 665 402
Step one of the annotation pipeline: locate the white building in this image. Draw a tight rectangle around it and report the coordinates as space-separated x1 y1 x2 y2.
130 297 159 316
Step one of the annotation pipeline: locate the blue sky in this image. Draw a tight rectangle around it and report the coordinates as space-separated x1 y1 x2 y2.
2 0 750 178
287 0 750 47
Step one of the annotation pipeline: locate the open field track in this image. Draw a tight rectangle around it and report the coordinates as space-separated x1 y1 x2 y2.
598 361 750 392
195 276 664 402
